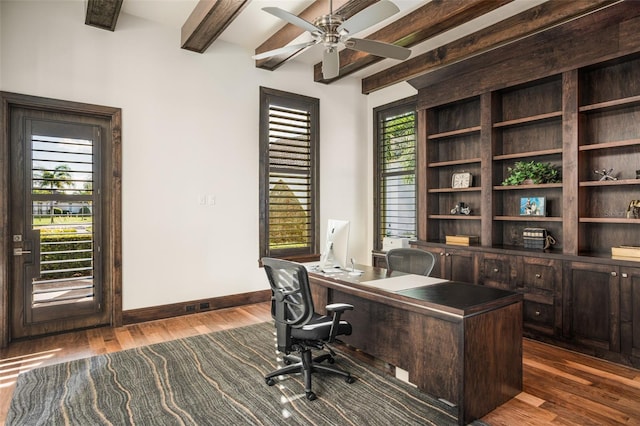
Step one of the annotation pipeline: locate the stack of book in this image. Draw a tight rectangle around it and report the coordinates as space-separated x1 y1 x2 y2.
611 246 640 262
523 228 547 250
445 235 479 246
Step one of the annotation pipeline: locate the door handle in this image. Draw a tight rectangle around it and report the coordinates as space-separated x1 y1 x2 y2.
13 248 32 256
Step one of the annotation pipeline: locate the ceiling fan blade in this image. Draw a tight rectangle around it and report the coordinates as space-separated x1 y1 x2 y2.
337 0 399 35
322 48 340 79
344 38 410 60
262 7 323 34
253 41 318 60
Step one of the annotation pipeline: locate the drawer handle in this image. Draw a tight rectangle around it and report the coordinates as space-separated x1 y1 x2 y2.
535 311 541 316
440 252 445 256
622 273 628 278
611 271 617 277
535 273 541 279
493 268 499 273
445 253 450 257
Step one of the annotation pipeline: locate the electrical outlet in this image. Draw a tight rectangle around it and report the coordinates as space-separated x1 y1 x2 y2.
200 302 210 310
185 304 196 312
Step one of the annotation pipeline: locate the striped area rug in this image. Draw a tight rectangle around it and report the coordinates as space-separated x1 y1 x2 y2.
8 322 484 425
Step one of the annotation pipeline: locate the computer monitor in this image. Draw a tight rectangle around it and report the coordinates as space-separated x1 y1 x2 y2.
319 219 350 271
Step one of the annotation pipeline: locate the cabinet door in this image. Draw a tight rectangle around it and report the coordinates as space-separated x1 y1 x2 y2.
620 266 640 361
419 247 445 279
480 253 514 290
446 248 477 283
564 261 620 353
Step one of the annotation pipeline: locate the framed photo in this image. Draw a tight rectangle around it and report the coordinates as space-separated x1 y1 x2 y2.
520 197 546 216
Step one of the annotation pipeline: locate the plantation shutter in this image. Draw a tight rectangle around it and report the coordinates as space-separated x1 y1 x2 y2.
260 88 319 259
375 102 417 250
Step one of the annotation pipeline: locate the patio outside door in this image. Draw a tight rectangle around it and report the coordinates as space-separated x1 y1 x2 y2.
10 108 109 338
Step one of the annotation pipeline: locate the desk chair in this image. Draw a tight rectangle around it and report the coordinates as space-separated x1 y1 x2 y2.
385 248 436 277
261 257 355 401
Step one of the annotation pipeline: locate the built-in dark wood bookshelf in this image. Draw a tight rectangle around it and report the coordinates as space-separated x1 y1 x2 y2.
419 58 640 256
425 96 482 242
411 45 640 368
577 54 640 255
491 75 564 250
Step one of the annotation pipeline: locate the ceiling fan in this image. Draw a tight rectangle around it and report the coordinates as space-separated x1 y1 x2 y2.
253 0 411 79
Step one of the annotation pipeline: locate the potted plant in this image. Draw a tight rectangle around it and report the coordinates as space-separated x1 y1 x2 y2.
501 161 561 186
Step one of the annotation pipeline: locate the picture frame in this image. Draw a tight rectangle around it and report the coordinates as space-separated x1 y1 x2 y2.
520 196 546 217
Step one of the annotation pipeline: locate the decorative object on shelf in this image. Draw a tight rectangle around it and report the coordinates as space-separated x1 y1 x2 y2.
451 171 472 188
519 197 546 217
626 200 640 219
450 202 471 215
445 235 479 246
523 228 547 250
611 245 640 262
501 161 560 186
594 168 618 181
544 234 557 250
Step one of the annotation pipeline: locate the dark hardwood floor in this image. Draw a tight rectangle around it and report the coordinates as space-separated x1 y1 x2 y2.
1 302 639 425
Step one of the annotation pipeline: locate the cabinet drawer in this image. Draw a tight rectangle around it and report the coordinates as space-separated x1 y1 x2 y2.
481 257 512 290
524 300 554 328
522 263 555 292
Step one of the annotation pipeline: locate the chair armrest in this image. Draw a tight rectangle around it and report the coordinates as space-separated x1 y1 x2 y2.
326 303 353 342
326 303 354 313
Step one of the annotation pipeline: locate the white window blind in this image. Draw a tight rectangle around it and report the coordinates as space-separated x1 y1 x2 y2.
260 88 319 259
268 105 313 252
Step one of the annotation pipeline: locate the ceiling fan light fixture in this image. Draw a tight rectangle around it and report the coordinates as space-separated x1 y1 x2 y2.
257 1 410 80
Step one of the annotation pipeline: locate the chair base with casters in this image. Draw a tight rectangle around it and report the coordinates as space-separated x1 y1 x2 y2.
261 257 356 401
265 337 355 401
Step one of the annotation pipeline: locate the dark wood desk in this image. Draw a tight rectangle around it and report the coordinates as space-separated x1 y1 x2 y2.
308 265 523 425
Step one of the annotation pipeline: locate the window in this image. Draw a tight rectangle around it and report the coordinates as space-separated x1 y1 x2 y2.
374 97 417 250
259 87 319 260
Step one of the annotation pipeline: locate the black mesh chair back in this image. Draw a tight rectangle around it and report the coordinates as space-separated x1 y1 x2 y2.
262 257 314 352
385 248 436 277
261 257 355 400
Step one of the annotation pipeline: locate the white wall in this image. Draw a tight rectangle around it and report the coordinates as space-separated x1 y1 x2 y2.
0 1 379 310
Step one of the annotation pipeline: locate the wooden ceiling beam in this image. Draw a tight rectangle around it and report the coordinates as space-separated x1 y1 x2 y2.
313 0 513 84
254 0 377 71
181 0 251 53
362 0 621 94
85 0 123 32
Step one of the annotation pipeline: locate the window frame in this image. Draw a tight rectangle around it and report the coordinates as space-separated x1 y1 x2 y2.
259 87 320 262
373 96 418 251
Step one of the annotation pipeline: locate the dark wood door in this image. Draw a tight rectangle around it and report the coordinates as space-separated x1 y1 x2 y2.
420 246 445 278
620 266 640 361
9 108 110 338
446 248 477 283
564 261 620 353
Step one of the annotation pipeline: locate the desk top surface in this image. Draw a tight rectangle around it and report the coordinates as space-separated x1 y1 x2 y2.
307 264 522 317
396 281 517 310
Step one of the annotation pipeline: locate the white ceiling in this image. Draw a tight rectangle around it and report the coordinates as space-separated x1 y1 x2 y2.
119 0 548 78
